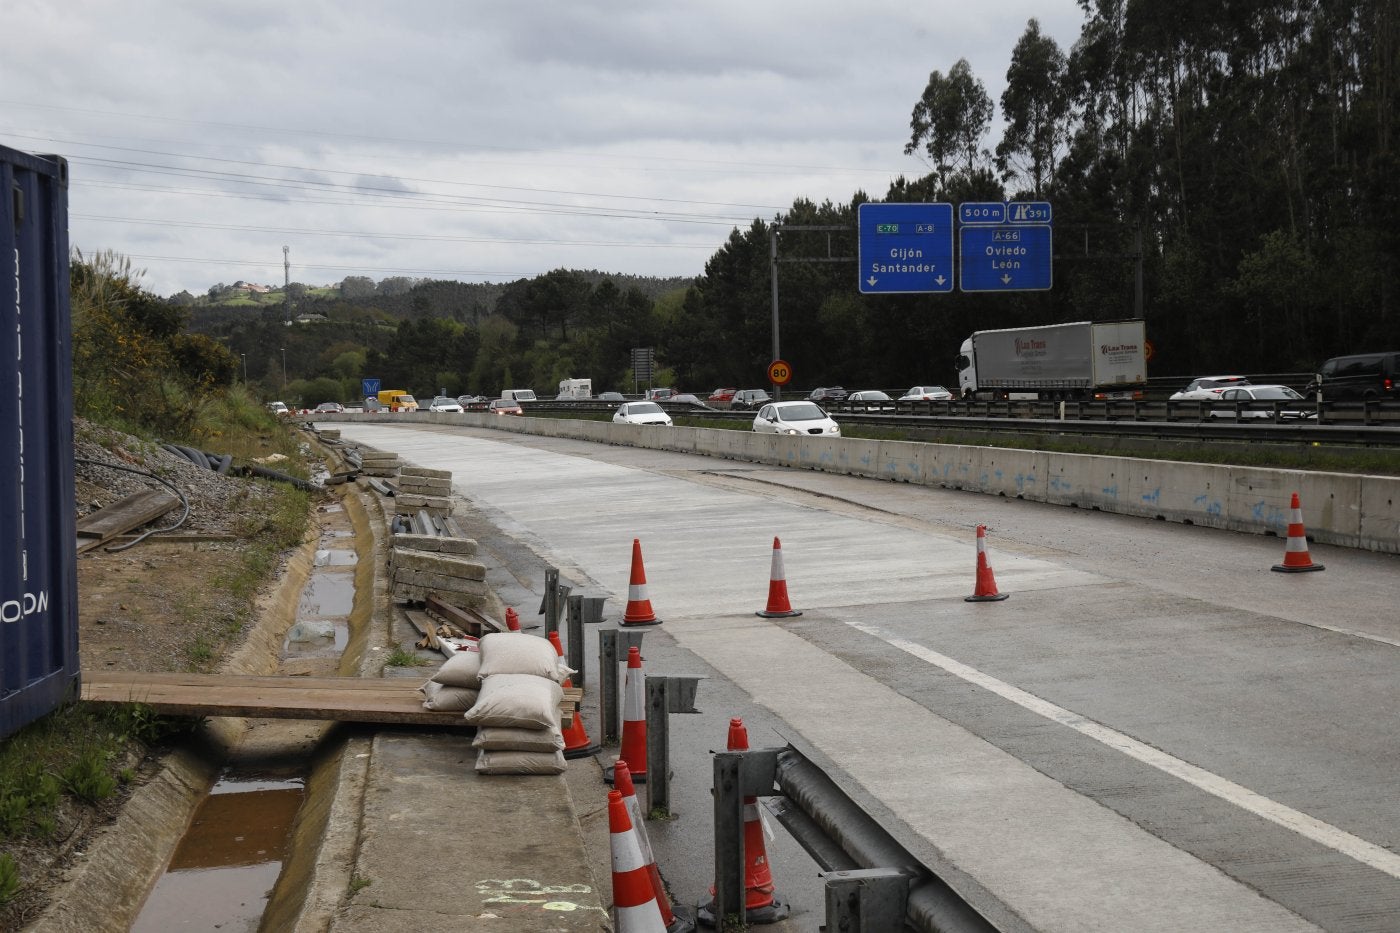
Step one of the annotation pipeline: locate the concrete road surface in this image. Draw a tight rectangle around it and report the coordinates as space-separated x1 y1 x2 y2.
335 422 1400 933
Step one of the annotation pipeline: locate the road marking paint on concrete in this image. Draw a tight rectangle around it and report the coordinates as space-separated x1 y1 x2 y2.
850 619 1400 881
670 615 1320 933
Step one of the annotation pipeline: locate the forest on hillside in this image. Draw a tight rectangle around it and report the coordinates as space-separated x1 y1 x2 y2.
167 1 1399 404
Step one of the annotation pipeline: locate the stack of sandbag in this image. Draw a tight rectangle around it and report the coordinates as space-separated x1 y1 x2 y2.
418 639 482 712
463 632 573 775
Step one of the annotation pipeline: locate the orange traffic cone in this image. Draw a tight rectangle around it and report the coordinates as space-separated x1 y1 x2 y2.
614 760 693 932
621 538 661 626
505 607 521 631
608 790 668 933
1272 493 1325 573
965 524 1010 602
698 718 789 925
619 646 648 780
755 537 802 619
547 631 599 759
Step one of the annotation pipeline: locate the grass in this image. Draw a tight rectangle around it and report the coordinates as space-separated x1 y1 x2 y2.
383 644 431 667
0 702 201 859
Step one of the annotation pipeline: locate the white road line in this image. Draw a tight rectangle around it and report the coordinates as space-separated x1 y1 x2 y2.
851 620 1400 880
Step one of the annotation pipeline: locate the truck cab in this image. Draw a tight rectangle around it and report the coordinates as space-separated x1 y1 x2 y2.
956 339 976 399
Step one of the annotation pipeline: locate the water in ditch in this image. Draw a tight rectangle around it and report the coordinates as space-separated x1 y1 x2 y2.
132 506 359 930
130 775 304 932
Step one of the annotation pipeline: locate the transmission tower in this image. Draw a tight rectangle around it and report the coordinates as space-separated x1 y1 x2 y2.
283 245 291 323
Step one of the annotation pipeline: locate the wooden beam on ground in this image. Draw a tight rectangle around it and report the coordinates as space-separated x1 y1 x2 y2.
425 593 505 637
76 489 180 552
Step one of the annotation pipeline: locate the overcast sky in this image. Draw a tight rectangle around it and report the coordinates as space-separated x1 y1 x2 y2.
4 1 1088 297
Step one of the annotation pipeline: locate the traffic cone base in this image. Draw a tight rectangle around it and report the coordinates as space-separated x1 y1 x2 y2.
1272 493 1325 573
622 538 662 626
756 536 802 618
966 523 1009 602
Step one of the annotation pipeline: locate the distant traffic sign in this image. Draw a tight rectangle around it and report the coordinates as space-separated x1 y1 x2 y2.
858 203 954 294
959 224 1053 292
362 377 381 398
768 359 793 386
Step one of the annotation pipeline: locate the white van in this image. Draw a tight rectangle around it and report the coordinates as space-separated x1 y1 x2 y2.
501 389 537 403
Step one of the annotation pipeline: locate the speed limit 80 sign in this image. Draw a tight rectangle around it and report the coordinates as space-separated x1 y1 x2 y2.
768 359 793 386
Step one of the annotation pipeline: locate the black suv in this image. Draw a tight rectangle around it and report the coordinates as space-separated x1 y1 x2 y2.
730 389 773 411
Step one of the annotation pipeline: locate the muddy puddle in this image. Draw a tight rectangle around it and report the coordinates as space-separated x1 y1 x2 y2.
130 775 304 932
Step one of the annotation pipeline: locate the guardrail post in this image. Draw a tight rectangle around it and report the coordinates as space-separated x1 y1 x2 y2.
565 595 584 687
643 675 702 817
547 581 571 639
823 868 909 932
598 629 644 746
583 595 607 625
539 566 557 622
705 748 782 928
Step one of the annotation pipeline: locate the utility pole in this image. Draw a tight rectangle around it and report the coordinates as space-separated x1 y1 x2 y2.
283 245 292 323
281 347 287 391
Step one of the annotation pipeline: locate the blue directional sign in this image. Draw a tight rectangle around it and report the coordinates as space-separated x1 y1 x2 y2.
362 377 381 399
959 224 1053 292
1006 201 1052 224
959 202 1006 225
858 202 954 294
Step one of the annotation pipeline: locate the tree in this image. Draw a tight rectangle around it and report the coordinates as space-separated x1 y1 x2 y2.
997 19 1069 195
905 59 994 187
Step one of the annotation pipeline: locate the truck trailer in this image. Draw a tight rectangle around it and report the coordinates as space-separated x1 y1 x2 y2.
956 320 1147 400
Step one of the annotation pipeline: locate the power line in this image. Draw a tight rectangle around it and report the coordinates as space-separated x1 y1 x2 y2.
73 213 719 249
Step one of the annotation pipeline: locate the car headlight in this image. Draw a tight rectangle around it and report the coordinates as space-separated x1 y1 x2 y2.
784 428 799 435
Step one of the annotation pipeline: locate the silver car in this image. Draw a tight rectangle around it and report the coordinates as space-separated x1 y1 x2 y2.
752 401 840 436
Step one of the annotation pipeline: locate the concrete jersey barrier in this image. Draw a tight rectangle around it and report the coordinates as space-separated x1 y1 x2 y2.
347 410 1400 554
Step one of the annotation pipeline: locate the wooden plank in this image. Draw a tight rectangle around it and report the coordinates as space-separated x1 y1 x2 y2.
425 593 505 637
80 671 579 729
76 489 180 541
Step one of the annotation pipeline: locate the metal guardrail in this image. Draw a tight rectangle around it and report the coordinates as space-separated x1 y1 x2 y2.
710 744 1000 932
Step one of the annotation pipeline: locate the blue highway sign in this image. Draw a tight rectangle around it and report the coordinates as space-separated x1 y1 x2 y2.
362 377 381 398
1006 201 1052 224
959 202 1006 225
959 224 1053 292
858 202 954 294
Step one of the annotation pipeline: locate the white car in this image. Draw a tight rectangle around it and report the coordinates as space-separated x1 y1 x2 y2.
846 390 895 410
612 401 673 426
1207 385 1315 419
267 401 289 416
752 401 841 436
428 396 464 413
1170 376 1251 401
899 385 953 401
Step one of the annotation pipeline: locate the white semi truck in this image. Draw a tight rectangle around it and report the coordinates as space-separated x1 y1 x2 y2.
956 320 1148 400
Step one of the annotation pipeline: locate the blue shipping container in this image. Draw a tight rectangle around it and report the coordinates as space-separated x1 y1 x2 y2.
1 144 78 740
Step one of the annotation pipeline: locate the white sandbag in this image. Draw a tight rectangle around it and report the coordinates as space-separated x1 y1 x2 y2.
477 632 573 683
472 726 565 753
463 674 563 730
430 642 482 690
474 749 567 775
418 681 479 712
